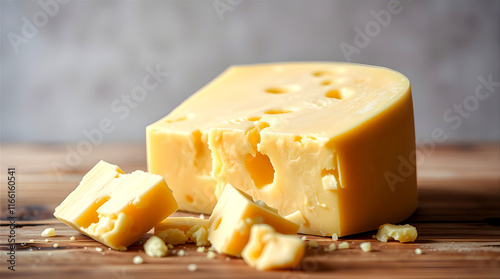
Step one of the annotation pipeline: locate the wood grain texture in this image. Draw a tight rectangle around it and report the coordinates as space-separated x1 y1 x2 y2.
0 143 499 278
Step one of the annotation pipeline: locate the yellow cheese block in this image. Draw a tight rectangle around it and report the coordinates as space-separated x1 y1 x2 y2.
147 62 417 236
54 160 178 250
207 183 299 256
242 224 305 270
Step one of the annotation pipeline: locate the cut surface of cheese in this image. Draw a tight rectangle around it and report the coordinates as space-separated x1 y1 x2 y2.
147 62 417 236
154 217 210 246
242 224 305 270
208 183 299 256
54 160 178 250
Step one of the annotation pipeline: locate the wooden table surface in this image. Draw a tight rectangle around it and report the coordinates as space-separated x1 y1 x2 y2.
0 143 499 278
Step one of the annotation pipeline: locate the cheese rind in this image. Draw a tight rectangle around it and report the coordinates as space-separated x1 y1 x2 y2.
208 183 299 256
147 62 417 236
242 224 305 271
54 161 178 250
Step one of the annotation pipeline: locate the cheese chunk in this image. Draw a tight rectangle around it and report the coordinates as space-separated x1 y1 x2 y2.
147 62 417 236
154 217 210 246
242 224 305 271
207 183 299 256
375 223 418 243
54 160 178 250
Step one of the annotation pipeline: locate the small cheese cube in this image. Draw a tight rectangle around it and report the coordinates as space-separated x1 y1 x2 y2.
144 236 168 257
54 160 178 250
207 183 299 256
375 224 418 243
242 224 305 271
155 217 210 246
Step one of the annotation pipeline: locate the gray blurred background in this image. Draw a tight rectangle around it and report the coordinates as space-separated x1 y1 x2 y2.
1 0 499 143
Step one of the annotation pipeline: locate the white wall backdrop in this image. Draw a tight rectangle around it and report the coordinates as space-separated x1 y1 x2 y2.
1 0 499 143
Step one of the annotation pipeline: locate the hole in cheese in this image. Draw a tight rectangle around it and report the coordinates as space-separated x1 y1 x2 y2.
325 89 342 99
265 87 289 94
312 71 332 77
245 152 275 190
264 85 301 94
264 109 293 115
76 195 111 229
325 88 356 99
247 116 262 122
321 80 333 86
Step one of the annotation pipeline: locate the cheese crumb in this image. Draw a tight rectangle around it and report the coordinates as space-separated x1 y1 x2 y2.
360 242 371 252
338 241 349 249
308 240 319 248
29 239 35 243
41 228 56 237
196 247 205 253
415 248 422 255
375 224 418 243
156 228 189 245
328 243 336 251
331 234 338 241
133 255 144 264
187 264 197 272
301 236 307 241
167 243 174 249
53 243 59 248
95 247 103 252
187 225 210 246
144 235 168 257
225 257 230 261
70 236 76 241
177 249 186 256
207 251 217 259
199 214 205 219
45 239 50 243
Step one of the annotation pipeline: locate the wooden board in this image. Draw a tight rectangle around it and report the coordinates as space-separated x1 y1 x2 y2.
0 143 499 278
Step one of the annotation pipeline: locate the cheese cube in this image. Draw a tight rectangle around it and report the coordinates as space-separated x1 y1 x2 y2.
54 160 178 250
154 217 210 246
147 62 417 236
374 223 418 243
242 224 305 270
207 183 299 256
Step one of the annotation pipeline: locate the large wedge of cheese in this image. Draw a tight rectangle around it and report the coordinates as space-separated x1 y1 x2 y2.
54 161 178 250
147 62 417 236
